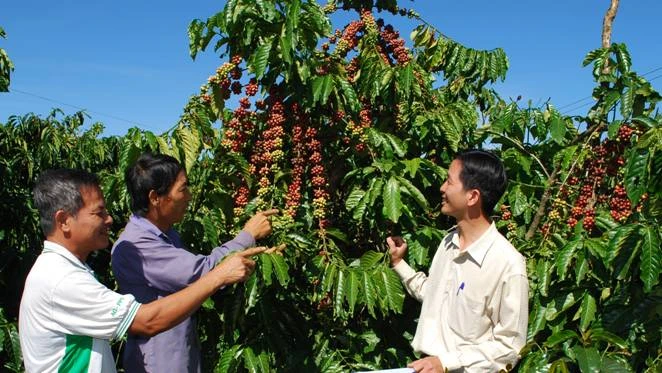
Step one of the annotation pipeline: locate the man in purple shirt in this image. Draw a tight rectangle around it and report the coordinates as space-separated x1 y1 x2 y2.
112 153 278 373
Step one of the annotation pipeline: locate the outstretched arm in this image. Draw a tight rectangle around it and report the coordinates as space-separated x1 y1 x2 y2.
129 246 267 336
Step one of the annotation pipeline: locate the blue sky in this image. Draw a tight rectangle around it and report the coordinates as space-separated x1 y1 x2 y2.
1 1 660 136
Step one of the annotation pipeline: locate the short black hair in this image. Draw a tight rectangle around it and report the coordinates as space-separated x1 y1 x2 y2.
455 149 507 216
125 152 183 216
33 169 100 236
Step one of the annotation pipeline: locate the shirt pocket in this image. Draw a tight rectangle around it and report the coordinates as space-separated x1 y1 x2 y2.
447 290 485 341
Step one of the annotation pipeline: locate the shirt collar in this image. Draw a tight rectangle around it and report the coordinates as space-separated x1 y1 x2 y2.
129 214 175 243
42 240 93 273
445 222 498 267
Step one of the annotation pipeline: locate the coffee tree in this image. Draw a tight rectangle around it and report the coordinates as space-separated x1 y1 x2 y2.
175 0 514 370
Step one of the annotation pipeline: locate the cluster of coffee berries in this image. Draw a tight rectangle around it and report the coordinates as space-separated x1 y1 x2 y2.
245 78 258 96
507 222 517 233
549 209 560 220
379 23 411 65
221 96 255 153
567 217 578 229
566 179 595 231
305 127 330 221
233 185 250 217
344 104 372 152
359 9 378 45
500 205 512 220
242 94 287 209
610 184 632 222
346 57 359 81
332 110 345 123
547 123 646 236
284 107 308 218
617 124 635 143
199 56 245 104
582 208 596 231
333 20 364 58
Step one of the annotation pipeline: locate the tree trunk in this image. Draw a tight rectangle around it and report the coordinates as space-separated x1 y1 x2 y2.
602 0 619 48
601 0 620 75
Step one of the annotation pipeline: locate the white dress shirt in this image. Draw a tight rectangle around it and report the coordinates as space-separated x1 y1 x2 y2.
393 223 528 372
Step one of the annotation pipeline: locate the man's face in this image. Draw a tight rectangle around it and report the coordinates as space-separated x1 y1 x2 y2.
439 159 471 219
68 185 113 251
159 170 192 226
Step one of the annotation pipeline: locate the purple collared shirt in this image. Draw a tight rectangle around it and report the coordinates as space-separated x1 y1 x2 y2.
111 214 255 373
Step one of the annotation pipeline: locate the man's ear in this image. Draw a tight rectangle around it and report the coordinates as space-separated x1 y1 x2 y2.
466 189 481 207
54 210 72 233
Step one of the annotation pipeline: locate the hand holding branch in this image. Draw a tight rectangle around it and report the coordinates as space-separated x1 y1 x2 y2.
243 209 280 240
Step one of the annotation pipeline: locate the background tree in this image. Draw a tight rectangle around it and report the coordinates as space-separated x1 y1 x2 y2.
0 26 14 92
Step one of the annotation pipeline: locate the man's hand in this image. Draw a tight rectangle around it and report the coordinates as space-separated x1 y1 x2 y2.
386 236 407 266
408 356 444 373
243 209 279 240
263 243 286 255
213 246 267 285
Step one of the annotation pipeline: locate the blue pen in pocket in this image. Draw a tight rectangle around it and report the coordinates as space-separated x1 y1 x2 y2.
456 282 465 296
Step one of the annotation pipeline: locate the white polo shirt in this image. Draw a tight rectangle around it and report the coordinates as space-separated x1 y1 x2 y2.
19 241 141 373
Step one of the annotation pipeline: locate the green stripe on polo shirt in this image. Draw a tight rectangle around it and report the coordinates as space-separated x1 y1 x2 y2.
59 334 92 373
115 301 141 340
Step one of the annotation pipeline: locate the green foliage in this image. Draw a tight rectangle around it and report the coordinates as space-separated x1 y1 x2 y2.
0 309 22 372
510 45 661 373
0 26 14 92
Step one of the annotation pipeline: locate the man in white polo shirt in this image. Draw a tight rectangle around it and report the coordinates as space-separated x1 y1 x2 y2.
387 150 529 372
20 168 265 373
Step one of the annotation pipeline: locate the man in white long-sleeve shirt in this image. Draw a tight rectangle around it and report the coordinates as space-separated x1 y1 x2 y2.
387 150 528 373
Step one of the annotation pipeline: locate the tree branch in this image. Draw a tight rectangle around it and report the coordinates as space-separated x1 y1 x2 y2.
601 0 620 49
485 130 550 179
601 0 619 76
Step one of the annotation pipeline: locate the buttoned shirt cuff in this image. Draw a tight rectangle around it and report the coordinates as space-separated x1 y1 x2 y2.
392 260 416 280
437 351 461 372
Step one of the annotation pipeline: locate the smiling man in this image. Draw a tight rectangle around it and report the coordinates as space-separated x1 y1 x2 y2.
387 150 529 372
19 169 264 373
